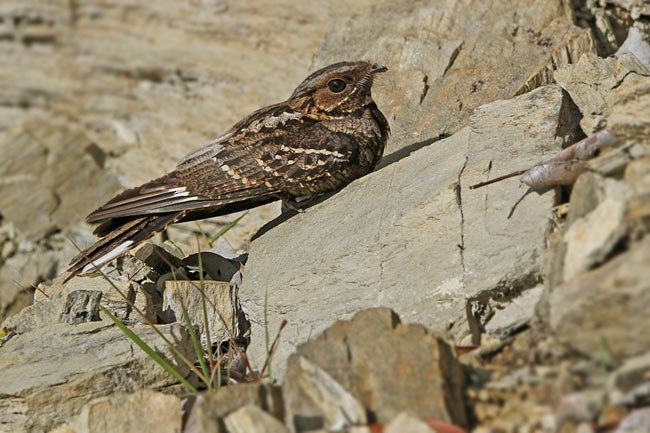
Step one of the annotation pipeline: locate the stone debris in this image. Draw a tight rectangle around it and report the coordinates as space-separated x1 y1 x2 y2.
289 356 368 431
383 412 437 433
58 290 103 325
283 308 468 430
0 1 649 432
183 384 284 433
162 280 248 347
66 389 182 433
608 352 650 407
482 284 544 340
562 196 627 280
0 322 193 433
614 407 650 433
223 405 290 433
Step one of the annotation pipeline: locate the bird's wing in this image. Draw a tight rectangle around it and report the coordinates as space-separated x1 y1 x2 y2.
84 104 301 224
85 150 280 223
85 105 363 225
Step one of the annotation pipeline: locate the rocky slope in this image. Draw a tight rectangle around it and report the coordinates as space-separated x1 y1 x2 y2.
1 0 650 432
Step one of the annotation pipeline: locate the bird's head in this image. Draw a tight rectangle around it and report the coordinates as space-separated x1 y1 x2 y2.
289 61 387 117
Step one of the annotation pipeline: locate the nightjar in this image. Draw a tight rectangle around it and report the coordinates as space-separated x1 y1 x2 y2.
67 61 390 276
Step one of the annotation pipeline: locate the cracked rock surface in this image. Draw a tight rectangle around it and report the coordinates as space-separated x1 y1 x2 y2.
242 85 571 377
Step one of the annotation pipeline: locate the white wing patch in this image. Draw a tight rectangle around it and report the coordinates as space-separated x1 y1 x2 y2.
80 240 134 274
244 111 302 134
170 187 190 198
279 145 345 159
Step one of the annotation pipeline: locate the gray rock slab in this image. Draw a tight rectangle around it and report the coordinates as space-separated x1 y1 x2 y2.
223 405 290 433
184 384 284 433
314 0 593 157
549 237 650 362
384 412 437 433
3 273 156 333
0 123 121 241
0 322 194 433
283 308 467 430
484 284 545 339
554 52 650 134
563 197 627 281
242 85 566 378
162 280 248 346
69 389 182 433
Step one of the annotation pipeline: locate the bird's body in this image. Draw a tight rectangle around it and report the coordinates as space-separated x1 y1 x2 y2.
67 61 390 277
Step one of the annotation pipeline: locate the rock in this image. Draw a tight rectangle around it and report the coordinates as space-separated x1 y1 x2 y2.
549 237 650 363
2 273 157 333
0 322 194 433
182 252 243 283
482 284 544 340
283 308 467 430
223 405 289 433
625 157 650 235
243 85 568 377
162 280 248 346
184 384 283 433
130 242 185 276
48 426 77 433
289 356 367 431
614 407 650 433
607 79 650 147
608 352 650 406
0 220 79 323
554 52 650 134
58 290 103 325
616 28 650 65
563 197 628 281
567 173 627 225
384 412 437 433
0 122 121 241
314 0 592 157
68 389 182 433
599 404 629 432
557 390 606 424
576 1 650 56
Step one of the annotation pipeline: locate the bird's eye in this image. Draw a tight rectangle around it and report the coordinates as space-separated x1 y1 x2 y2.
327 79 347 93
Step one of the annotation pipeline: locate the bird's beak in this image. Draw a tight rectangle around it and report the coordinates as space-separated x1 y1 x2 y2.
370 63 388 74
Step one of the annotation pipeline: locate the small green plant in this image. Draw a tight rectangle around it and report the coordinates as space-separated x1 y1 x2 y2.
195 211 248 247
597 336 614 372
74 211 286 394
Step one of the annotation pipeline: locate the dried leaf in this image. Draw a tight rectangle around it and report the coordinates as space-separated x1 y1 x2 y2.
470 130 618 190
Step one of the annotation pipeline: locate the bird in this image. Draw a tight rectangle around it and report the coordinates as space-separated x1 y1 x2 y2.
67 61 390 277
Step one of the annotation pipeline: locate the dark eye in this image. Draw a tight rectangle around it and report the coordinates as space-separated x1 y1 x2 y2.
327 79 347 93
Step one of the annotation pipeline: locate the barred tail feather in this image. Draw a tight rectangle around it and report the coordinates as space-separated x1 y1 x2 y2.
66 212 184 279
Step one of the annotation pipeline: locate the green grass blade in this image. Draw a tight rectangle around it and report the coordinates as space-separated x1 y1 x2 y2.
101 305 198 394
178 294 211 387
194 222 212 245
264 287 273 381
196 243 215 385
78 259 205 381
208 211 248 246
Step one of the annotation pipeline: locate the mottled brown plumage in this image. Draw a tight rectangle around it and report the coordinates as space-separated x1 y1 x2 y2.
67 61 390 276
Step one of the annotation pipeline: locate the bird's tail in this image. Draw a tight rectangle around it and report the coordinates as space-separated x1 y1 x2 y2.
66 212 184 279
